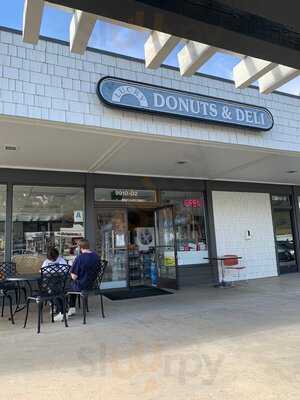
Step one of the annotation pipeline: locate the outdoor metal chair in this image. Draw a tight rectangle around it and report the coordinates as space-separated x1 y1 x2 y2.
0 262 21 323
66 260 107 325
0 263 15 324
223 255 246 285
23 263 70 334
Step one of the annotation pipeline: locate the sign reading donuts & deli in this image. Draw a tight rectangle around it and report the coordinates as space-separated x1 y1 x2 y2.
97 77 273 131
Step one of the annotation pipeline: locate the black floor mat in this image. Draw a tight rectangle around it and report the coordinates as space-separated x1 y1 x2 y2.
103 286 173 300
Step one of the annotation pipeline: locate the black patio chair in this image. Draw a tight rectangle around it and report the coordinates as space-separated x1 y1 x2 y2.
23 263 70 334
66 260 107 325
0 264 15 324
0 262 21 323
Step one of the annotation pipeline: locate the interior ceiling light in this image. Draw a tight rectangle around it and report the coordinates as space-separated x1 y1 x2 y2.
4 145 18 151
286 170 298 174
177 160 188 165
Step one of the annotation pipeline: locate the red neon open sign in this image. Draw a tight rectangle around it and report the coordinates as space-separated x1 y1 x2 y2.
183 199 202 208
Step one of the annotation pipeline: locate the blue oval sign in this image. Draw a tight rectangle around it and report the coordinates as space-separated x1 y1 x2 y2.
97 77 273 131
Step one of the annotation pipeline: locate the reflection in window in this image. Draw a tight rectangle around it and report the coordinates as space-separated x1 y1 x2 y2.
12 186 84 273
161 191 208 265
95 209 127 288
271 195 290 208
272 194 296 274
0 186 6 262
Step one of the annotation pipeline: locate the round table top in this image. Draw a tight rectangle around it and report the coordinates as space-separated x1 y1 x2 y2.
6 273 41 282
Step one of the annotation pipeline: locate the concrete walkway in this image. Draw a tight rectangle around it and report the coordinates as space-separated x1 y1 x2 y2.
1 275 300 400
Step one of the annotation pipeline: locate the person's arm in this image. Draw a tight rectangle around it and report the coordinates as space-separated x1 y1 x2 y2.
40 259 47 272
70 272 78 281
70 257 79 281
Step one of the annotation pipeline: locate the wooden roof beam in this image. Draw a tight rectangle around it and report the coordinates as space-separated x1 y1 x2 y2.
258 65 300 94
177 41 218 77
70 10 97 54
234 56 278 88
145 31 180 69
22 0 44 44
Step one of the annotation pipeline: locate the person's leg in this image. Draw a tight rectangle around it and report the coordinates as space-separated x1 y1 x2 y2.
69 294 77 308
56 298 63 313
67 294 77 317
54 298 64 321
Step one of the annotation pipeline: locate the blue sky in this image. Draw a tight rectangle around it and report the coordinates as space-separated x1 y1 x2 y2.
0 0 299 96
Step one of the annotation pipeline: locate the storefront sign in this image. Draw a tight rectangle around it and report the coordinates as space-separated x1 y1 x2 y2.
112 189 138 201
184 199 202 208
97 77 273 131
95 188 156 202
74 210 84 223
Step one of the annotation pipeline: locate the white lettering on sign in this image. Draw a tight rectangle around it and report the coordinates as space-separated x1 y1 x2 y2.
209 103 217 117
152 96 231 119
166 95 178 110
236 108 245 122
178 97 189 112
153 92 165 108
245 110 253 123
114 189 138 197
112 85 148 107
98 77 274 131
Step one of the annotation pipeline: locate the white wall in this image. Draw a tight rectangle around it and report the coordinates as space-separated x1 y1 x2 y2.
212 191 278 281
1 29 300 153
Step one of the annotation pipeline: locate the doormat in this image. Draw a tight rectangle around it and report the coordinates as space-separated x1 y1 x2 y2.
103 286 173 301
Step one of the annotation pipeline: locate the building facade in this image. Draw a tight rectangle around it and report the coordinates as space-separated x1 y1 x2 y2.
1 27 300 289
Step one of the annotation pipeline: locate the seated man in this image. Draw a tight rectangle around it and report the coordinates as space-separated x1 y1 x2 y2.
54 239 100 321
41 247 67 271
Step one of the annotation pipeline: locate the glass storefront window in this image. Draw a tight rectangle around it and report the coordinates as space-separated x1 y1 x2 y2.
272 194 297 274
95 188 156 203
271 195 290 208
12 186 84 273
161 191 208 265
0 185 6 262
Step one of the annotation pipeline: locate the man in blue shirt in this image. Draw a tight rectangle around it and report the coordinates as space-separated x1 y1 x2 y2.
54 239 100 321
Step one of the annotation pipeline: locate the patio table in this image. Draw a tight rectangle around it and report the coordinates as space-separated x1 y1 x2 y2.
6 274 41 314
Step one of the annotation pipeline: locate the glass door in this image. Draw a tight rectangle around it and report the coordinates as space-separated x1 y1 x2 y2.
95 208 128 289
272 195 297 274
154 206 178 289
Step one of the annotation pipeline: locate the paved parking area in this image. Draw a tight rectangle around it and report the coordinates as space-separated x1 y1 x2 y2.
1 275 300 400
